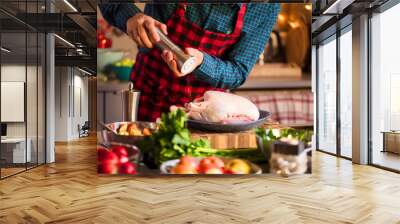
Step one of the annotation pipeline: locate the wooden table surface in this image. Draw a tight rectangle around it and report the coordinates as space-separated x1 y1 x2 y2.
191 121 286 150
1 136 400 223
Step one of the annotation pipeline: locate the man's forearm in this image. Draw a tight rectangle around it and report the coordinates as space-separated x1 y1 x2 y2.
99 4 141 32
194 53 249 89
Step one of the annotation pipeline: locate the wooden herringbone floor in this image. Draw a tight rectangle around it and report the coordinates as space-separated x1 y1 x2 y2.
1 136 400 224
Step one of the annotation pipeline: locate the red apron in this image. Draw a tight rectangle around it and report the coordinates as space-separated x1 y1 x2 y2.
131 4 247 121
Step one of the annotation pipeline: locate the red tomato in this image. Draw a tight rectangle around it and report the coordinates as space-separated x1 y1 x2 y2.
98 149 119 165
198 156 224 173
112 146 129 163
97 148 109 162
204 167 224 174
112 146 128 156
119 162 137 174
98 163 118 174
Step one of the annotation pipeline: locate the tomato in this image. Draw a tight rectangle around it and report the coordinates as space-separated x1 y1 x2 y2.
204 167 224 174
198 156 224 173
97 148 109 162
119 162 137 174
112 146 129 163
112 146 128 156
98 163 118 174
98 149 119 165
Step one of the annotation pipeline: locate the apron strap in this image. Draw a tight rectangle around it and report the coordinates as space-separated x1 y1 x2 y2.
232 4 247 35
176 3 187 17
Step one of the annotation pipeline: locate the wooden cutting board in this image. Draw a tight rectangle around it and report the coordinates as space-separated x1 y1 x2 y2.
191 122 285 150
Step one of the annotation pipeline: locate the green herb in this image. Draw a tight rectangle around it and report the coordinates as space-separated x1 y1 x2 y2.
255 127 313 144
142 109 265 165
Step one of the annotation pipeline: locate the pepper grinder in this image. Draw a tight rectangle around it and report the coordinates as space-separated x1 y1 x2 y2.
154 27 197 75
122 82 140 121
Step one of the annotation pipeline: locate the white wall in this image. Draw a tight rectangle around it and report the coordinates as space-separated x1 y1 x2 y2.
55 67 89 141
1 64 46 163
1 65 37 138
55 67 70 141
71 73 89 138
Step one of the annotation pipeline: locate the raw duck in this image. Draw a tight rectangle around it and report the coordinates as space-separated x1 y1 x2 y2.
172 91 260 124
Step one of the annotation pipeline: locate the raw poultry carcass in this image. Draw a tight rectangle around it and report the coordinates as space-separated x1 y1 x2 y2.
173 91 260 124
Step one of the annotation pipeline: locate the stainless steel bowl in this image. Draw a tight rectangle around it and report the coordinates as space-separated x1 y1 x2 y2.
101 121 158 145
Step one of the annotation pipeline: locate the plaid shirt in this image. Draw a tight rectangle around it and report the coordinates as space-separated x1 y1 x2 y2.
100 3 280 89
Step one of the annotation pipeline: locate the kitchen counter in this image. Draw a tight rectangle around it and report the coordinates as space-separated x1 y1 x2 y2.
97 81 130 92
235 63 311 90
99 119 312 175
98 75 312 91
237 76 312 90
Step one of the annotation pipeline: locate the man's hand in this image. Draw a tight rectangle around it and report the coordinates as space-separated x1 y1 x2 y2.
126 13 168 48
161 48 204 77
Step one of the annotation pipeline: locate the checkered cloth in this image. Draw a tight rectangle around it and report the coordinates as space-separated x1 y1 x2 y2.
242 90 313 125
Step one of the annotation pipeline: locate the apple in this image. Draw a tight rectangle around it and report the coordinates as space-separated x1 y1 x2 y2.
178 156 197 168
98 163 118 174
97 148 109 162
119 162 137 174
117 155 129 164
172 164 197 174
112 146 128 156
198 156 224 172
204 167 224 174
98 149 119 165
224 159 251 174
112 146 129 163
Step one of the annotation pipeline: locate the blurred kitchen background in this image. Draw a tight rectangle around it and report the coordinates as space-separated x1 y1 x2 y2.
97 3 313 129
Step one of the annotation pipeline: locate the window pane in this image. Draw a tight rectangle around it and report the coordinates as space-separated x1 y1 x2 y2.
27 31 38 169
371 4 400 171
1 31 28 177
340 29 352 158
317 38 337 154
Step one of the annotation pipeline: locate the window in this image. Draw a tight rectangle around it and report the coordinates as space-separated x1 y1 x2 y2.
0 1 47 179
339 28 352 158
317 37 337 154
371 3 400 171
